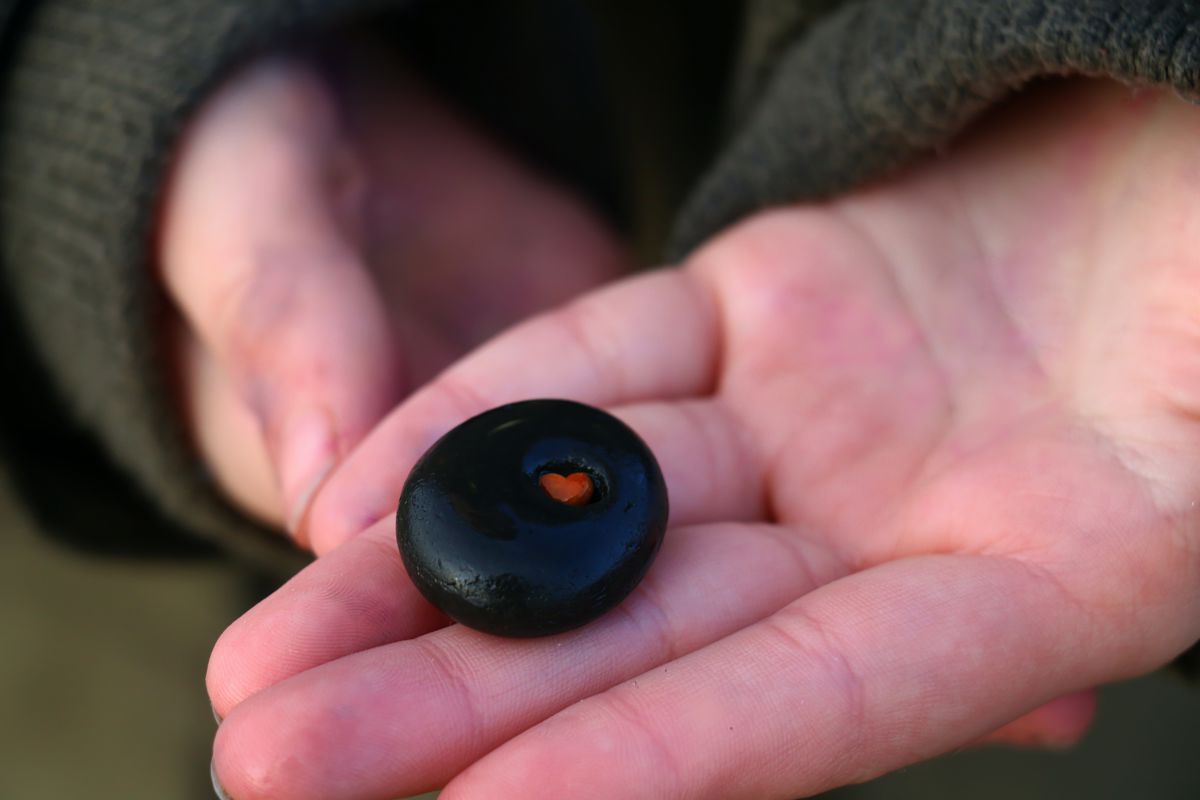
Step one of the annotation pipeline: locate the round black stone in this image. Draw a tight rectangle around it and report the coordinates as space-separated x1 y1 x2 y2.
396 399 669 637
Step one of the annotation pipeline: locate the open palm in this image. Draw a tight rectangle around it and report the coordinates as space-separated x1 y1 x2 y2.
209 81 1200 799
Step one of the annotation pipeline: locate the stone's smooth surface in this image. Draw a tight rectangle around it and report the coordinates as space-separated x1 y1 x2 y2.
396 399 669 637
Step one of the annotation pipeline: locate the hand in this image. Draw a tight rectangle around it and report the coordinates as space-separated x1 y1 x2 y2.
157 44 627 545
208 80 1200 799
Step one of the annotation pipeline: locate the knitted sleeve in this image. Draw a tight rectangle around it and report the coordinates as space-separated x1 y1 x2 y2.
674 0 1200 254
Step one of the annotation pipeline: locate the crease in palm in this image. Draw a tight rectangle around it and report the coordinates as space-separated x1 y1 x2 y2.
207 80 1200 799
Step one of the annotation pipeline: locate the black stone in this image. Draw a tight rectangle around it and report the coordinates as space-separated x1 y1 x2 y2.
396 399 669 637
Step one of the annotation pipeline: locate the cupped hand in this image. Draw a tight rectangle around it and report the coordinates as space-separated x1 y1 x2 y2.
209 80 1200 799
157 43 627 542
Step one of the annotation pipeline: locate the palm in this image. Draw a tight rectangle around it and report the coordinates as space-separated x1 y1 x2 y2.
710 88 1177 577
208 82 1200 800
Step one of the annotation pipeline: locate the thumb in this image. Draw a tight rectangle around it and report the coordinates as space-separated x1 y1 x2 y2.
158 58 401 542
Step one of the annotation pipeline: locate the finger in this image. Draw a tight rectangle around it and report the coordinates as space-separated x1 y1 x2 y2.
611 400 766 526
206 517 444 718
178 325 280 524
209 411 766 717
444 555 1116 800
159 58 401 534
210 523 846 800
308 394 766 555
305 268 721 551
208 472 773 718
974 690 1097 749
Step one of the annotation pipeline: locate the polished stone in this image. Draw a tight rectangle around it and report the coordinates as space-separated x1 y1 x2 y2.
396 399 669 637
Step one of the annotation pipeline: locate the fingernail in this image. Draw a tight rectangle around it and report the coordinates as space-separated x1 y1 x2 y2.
211 760 234 800
1036 733 1081 752
212 703 223 726
285 458 334 535
277 409 337 535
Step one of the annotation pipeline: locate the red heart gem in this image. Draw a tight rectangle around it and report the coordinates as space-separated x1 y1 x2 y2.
539 472 595 506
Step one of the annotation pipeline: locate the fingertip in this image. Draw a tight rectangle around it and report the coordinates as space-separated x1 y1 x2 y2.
976 689 1098 750
211 641 458 800
214 681 396 800
212 698 314 800
206 612 264 721
206 518 443 718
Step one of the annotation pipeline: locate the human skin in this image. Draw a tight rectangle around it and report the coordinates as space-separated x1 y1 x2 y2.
157 45 629 539
198 77 1200 798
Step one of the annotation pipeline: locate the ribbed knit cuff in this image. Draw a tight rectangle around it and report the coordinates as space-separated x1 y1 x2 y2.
673 0 1200 255
0 0 399 570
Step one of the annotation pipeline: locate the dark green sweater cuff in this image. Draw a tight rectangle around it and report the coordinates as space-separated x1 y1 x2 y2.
673 0 1200 255
0 0 399 570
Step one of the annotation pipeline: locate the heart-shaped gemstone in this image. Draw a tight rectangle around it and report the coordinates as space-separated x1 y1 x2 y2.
539 471 594 506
